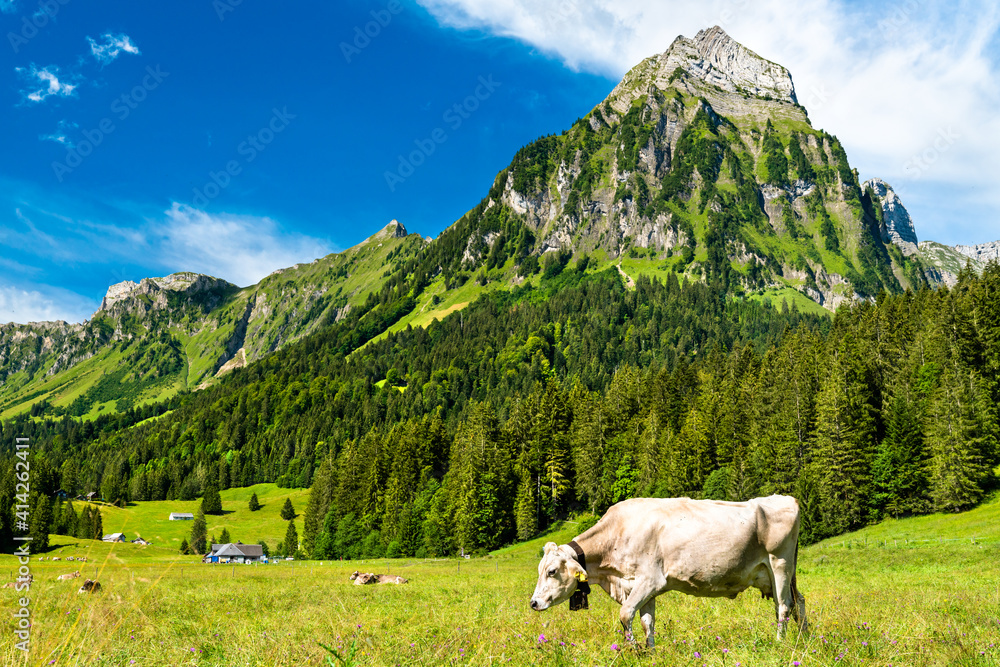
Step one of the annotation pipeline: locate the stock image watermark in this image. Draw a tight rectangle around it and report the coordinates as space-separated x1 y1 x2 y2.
878 0 921 37
51 64 169 182
340 0 404 63
191 107 295 207
213 0 246 22
902 126 960 180
384 75 501 192
12 437 32 652
7 0 71 53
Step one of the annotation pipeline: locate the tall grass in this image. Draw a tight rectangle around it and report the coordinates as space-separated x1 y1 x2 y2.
2 496 998 666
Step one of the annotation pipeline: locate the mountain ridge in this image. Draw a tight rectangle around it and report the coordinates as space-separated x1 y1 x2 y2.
1 27 997 420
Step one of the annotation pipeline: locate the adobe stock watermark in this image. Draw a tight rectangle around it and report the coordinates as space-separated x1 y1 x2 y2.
51 65 169 183
384 75 501 192
7 0 71 54
12 437 32 653
902 126 960 180
340 0 404 63
878 0 921 38
191 107 295 207
213 0 246 21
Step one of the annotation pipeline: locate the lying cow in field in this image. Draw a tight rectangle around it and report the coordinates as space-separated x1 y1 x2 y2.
78 580 101 594
530 495 807 647
57 571 81 581
2 574 31 589
349 571 408 585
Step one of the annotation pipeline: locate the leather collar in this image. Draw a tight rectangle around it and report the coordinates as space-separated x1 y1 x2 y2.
567 540 590 610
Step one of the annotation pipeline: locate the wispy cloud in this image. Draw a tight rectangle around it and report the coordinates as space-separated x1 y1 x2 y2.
416 0 1000 245
39 120 79 148
0 0 17 15
15 64 78 103
87 33 140 64
0 283 98 325
157 204 336 286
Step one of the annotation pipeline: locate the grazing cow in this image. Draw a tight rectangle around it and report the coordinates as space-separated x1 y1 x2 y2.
57 571 81 581
67 556 75 561
78 580 101 594
529 495 807 647
52 557 60 561
78 557 88 562
350 571 408 585
2 574 32 589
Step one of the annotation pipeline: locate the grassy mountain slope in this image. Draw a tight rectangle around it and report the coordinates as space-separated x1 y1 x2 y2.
0 222 425 419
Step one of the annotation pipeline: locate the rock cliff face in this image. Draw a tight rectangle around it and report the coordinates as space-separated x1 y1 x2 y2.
98 273 237 315
955 241 1000 264
863 178 919 255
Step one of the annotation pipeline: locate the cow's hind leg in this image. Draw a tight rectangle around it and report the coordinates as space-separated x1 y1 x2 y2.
639 598 656 649
768 554 795 640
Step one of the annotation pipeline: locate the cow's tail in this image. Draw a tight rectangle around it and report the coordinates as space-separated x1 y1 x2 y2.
791 539 807 633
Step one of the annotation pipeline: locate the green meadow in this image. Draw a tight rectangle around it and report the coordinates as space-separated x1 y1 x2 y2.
1 493 998 666
67 484 310 556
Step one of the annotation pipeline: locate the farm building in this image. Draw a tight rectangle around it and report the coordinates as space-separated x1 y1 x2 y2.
131 537 151 545
203 543 266 564
102 533 126 543
168 513 195 521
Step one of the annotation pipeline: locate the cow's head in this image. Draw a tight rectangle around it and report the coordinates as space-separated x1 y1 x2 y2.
529 542 588 611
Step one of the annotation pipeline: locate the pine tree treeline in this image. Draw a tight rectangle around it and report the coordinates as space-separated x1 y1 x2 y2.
2 266 999 554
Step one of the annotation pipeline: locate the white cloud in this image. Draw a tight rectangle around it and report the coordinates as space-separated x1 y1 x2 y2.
154 204 336 287
0 0 17 14
0 283 97 325
39 120 79 148
15 64 78 103
417 0 1000 245
87 33 140 64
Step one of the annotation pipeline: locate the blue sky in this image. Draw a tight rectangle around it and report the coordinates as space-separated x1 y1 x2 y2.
1 0 998 323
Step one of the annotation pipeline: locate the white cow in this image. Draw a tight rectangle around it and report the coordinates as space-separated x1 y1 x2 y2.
530 495 807 647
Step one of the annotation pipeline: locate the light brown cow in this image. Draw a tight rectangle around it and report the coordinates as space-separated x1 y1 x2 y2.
350 571 408 585
530 495 807 647
78 580 101 594
2 574 31 589
57 571 81 581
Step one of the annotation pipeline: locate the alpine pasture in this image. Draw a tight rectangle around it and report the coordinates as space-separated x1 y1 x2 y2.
1 492 998 666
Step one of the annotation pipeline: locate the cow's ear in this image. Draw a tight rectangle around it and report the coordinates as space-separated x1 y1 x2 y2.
543 542 558 555
567 558 587 581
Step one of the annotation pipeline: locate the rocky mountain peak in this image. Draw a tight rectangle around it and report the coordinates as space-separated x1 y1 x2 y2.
606 26 801 118
662 26 798 104
97 272 236 314
863 178 919 255
955 241 1000 264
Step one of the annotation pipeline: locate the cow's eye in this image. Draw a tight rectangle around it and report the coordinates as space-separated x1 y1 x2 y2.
547 569 558 577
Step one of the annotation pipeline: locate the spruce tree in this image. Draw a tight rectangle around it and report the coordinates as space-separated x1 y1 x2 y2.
61 500 78 537
284 520 299 557
202 484 223 515
248 492 261 512
92 507 104 540
280 498 295 520
29 493 52 551
77 505 93 540
179 538 190 555
190 509 208 554
927 368 996 511
219 527 231 544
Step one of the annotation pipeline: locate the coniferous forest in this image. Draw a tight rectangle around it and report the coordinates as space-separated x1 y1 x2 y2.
1 262 998 556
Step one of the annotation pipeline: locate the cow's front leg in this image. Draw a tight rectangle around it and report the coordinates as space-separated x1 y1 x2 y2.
639 598 656 649
619 584 656 646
